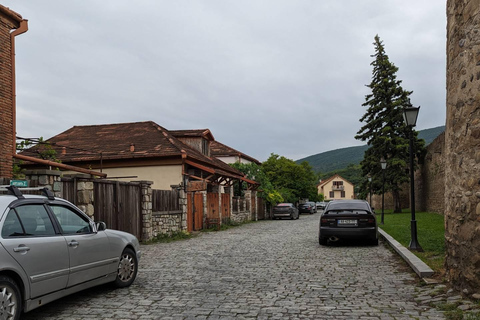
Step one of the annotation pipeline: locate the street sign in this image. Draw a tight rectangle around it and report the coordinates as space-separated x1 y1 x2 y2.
10 180 28 187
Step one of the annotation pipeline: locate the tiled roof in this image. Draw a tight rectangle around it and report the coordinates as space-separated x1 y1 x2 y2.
20 121 244 178
210 141 261 165
0 4 23 22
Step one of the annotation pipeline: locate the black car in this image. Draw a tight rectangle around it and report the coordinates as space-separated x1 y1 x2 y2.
299 202 316 214
272 203 299 220
318 199 378 246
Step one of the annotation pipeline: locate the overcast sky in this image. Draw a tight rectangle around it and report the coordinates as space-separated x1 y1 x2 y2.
4 0 446 162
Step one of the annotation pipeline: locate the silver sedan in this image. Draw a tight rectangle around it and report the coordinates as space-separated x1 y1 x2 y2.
0 186 141 320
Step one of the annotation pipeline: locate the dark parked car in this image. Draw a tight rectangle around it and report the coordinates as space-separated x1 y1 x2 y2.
318 199 378 246
272 203 299 220
299 202 316 214
0 186 141 319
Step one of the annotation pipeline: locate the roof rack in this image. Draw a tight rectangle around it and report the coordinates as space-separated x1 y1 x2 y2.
0 185 55 200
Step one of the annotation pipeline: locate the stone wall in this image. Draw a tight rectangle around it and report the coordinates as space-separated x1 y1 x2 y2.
416 132 446 214
370 184 409 212
152 212 183 236
445 0 480 293
370 133 445 215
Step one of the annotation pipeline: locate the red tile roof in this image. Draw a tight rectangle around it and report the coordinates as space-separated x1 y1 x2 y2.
0 4 23 22
20 121 245 178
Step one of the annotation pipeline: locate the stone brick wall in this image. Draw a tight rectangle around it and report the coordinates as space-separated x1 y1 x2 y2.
445 0 480 293
0 7 22 178
370 133 445 215
416 132 446 214
152 212 183 236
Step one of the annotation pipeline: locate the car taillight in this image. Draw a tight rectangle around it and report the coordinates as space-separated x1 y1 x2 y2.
321 218 335 225
360 217 376 225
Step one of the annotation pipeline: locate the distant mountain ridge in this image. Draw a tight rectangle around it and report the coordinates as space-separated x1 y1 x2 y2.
296 125 445 173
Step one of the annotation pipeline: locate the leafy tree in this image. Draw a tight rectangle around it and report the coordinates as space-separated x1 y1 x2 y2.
262 154 319 203
229 162 283 205
355 35 425 212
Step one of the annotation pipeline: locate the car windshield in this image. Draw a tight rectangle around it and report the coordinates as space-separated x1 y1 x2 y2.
277 203 291 207
325 201 370 212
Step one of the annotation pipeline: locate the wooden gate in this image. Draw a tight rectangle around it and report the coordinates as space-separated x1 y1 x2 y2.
221 193 230 222
206 193 219 219
187 192 204 232
251 195 256 220
93 181 142 239
257 197 266 220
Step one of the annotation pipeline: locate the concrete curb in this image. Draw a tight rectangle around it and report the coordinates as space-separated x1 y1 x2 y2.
378 228 434 278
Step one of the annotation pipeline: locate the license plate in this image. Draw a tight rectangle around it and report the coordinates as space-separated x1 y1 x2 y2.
338 219 357 226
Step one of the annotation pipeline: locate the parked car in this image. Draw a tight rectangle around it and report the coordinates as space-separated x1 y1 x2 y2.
0 185 141 319
272 203 299 220
316 202 327 210
318 199 378 246
299 201 316 214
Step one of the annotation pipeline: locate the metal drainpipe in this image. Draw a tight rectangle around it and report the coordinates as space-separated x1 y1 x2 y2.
10 19 28 156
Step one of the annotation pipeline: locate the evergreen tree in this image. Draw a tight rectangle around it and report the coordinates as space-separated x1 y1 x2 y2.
355 35 425 212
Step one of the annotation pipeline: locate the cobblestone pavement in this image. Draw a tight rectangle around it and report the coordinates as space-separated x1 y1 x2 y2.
23 213 447 319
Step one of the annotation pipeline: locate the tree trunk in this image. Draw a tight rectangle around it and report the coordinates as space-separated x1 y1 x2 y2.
392 189 402 213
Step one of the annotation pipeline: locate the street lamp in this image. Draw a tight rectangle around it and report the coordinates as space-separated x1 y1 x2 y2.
368 175 372 205
380 157 387 225
403 106 423 252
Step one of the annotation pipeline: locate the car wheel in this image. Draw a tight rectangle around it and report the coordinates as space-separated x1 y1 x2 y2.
371 238 379 246
0 275 22 320
319 237 328 245
114 248 138 288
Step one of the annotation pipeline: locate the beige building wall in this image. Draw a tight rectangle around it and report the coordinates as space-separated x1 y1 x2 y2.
318 177 355 201
216 156 253 165
65 165 183 190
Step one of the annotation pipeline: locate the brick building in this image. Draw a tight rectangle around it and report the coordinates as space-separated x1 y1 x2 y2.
0 5 27 178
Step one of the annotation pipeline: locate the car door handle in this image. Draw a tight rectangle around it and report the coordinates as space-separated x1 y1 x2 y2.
13 245 30 253
68 240 79 247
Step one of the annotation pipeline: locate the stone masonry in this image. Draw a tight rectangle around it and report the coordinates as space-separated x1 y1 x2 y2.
445 0 480 293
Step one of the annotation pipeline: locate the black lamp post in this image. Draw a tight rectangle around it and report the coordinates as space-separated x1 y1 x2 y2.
403 106 423 252
368 175 372 205
380 157 387 225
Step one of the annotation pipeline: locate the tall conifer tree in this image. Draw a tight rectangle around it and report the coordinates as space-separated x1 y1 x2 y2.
355 35 424 212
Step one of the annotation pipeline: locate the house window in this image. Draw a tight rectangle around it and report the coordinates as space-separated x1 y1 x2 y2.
201 139 210 156
333 181 343 186
329 191 334 198
341 191 346 198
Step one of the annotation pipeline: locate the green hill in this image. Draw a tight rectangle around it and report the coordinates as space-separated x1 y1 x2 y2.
296 125 445 173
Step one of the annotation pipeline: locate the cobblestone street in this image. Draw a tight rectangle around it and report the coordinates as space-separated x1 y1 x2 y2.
23 213 445 319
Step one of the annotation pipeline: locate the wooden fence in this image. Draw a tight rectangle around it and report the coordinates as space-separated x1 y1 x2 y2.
152 189 180 213
93 181 142 239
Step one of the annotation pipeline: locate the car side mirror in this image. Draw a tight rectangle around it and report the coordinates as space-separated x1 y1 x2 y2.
96 221 107 231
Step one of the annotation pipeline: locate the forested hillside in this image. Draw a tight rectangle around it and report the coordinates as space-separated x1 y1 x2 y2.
296 125 445 174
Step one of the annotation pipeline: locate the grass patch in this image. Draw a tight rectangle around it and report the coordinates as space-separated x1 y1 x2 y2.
379 210 445 273
145 230 194 244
